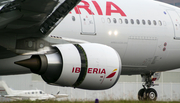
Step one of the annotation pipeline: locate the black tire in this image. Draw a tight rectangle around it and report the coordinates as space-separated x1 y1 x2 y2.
138 88 145 100
146 88 157 101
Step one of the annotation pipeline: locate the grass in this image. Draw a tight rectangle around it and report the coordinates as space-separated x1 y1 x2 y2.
2 100 180 103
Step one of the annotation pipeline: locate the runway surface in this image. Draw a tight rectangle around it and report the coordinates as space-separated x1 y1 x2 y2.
5 100 180 103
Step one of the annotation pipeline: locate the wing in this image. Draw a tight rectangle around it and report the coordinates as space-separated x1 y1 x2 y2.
0 46 17 59
0 0 81 58
0 0 80 36
4 95 22 100
54 94 68 98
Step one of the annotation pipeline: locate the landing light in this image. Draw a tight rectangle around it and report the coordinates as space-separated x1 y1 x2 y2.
108 31 112 35
108 31 118 36
114 31 118 36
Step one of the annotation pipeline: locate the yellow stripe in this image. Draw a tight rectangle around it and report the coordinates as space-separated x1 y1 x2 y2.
112 69 117 72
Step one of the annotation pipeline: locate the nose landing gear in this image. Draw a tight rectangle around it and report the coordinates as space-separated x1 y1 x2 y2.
138 73 160 101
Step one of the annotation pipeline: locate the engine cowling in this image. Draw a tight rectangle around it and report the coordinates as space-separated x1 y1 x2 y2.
15 43 122 90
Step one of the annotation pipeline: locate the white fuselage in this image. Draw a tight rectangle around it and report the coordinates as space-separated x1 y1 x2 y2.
50 0 180 75
4 89 55 101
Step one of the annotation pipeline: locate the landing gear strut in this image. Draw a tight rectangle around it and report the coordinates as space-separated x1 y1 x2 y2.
138 73 160 101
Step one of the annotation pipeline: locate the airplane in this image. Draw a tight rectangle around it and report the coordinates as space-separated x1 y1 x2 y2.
0 0 180 101
0 81 68 101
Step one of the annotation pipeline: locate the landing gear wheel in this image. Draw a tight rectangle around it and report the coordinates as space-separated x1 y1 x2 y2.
138 73 159 101
146 88 157 101
138 88 145 100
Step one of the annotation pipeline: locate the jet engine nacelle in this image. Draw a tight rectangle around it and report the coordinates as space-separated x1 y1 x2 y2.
16 43 121 90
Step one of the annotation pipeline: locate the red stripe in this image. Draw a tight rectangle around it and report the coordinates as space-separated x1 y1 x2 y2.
92 1 103 15
106 72 116 78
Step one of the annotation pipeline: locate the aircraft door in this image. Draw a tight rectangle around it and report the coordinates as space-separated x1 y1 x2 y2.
167 10 180 39
75 1 96 35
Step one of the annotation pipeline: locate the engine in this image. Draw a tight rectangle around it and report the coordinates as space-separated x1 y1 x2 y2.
15 43 122 90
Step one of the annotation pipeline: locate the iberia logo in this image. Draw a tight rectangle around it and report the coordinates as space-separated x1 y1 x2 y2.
106 69 117 78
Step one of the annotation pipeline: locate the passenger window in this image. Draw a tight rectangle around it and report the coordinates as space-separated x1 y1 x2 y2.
136 19 140 25
142 20 146 25
158 20 162 26
119 18 123 24
113 18 117 23
125 19 128 24
72 16 75 21
153 20 157 25
131 19 134 24
101 18 105 23
107 18 111 23
148 20 151 25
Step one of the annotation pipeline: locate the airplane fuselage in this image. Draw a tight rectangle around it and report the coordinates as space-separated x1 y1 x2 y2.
5 90 55 101
1 0 180 100
50 0 180 75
